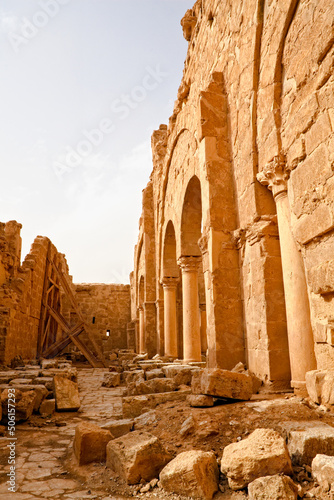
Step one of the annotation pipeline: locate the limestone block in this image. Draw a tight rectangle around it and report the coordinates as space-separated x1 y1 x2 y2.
106 430 170 484
39 399 55 416
9 378 33 385
54 375 80 411
145 369 165 380
160 450 219 500
193 368 253 400
134 410 158 429
248 475 298 500
41 359 58 370
74 421 113 465
34 377 54 391
293 203 334 245
284 422 334 465
308 259 334 295
306 370 327 404
187 394 214 407
321 372 334 404
312 454 334 489
102 372 121 388
2 384 48 411
101 418 134 437
121 370 145 384
162 365 199 386
0 371 17 384
221 428 292 490
1 389 37 422
127 378 177 396
122 390 191 418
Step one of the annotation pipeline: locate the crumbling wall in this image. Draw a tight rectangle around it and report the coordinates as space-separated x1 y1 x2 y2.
74 283 131 355
131 0 334 388
0 221 68 365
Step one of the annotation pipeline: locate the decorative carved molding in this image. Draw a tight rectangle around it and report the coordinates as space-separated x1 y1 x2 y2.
177 256 202 273
161 277 179 289
257 154 289 198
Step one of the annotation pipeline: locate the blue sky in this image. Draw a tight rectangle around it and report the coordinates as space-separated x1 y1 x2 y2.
0 0 193 283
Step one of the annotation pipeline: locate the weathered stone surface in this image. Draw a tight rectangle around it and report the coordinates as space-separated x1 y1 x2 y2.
162 365 199 386
54 375 80 411
187 394 214 407
41 359 58 370
1 388 36 421
122 390 191 418
0 383 48 411
106 431 170 484
312 454 334 489
145 369 165 380
134 410 158 429
193 368 253 400
101 418 134 437
102 372 121 388
127 378 177 396
284 422 334 465
221 428 292 490
248 475 298 500
160 450 219 500
34 377 54 391
121 370 145 385
306 370 327 404
74 421 113 465
39 398 55 416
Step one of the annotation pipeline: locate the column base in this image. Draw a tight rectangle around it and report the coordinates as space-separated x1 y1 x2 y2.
291 380 308 398
184 358 202 364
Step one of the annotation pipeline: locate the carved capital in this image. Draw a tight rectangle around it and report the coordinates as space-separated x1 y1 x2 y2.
161 277 179 290
198 232 209 255
257 155 289 199
177 256 202 273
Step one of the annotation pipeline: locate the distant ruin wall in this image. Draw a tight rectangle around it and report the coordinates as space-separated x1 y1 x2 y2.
74 283 131 354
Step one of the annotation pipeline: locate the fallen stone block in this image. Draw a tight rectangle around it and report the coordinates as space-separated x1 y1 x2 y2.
248 475 298 500
193 368 253 400
54 375 80 411
0 371 18 384
41 367 77 382
162 365 199 386
122 390 191 418
312 454 334 489
74 421 113 465
102 372 121 388
121 370 145 384
34 377 54 391
160 450 219 500
9 378 33 385
221 428 292 490
284 422 334 465
306 370 326 404
106 430 170 484
1 388 37 422
1 384 48 411
145 369 165 380
13 370 40 380
127 378 177 396
101 418 134 437
187 394 214 407
41 359 58 370
39 399 56 416
134 410 158 429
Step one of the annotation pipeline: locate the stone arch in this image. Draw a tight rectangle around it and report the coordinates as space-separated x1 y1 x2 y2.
180 175 202 257
162 221 179 279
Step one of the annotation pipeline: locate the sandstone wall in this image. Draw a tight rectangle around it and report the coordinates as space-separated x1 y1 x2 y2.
74 283 131 354
0 221 70 365
132 0 334 388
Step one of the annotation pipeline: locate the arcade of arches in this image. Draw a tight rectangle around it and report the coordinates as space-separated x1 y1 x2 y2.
131 0 334 394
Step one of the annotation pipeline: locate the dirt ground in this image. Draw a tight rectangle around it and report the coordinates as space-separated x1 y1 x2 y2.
1 368 334 499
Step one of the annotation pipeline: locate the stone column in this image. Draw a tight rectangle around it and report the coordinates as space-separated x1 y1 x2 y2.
138 306 145 354
200 304 208 354
257 156 316 392
155 298 164 356
162 278 179 358
177 256 202 362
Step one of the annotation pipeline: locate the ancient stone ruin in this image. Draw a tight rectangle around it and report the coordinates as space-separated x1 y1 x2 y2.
1 0 334 499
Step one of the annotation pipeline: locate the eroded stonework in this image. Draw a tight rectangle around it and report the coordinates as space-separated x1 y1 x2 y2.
131 0 334 391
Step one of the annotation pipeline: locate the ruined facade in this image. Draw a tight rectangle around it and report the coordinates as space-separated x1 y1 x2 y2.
0 222 131 366
132 0 334 392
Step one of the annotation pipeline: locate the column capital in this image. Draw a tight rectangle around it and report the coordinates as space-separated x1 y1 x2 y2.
138 305 144 312
257 154 289 199
161 277 179 289
177 255 202 272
